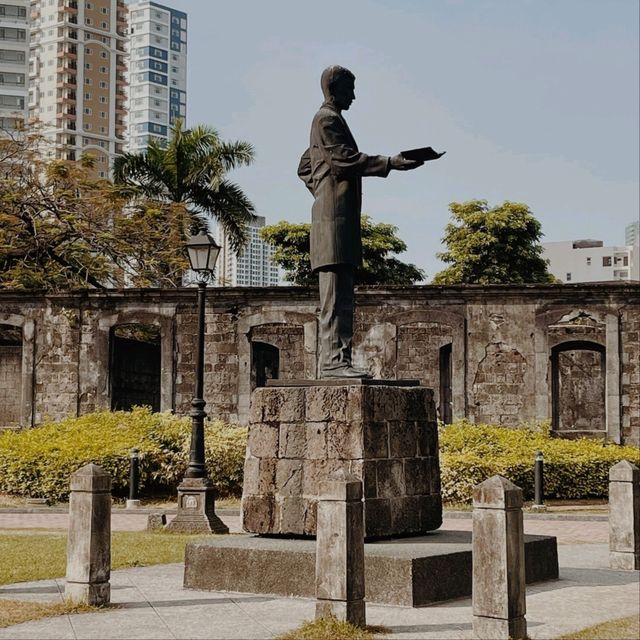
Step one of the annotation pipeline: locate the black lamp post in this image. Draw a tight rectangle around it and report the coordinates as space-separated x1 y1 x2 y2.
167 228 229 534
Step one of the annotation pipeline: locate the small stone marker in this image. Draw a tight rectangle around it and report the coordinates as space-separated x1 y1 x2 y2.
315 470 366 627
472 475 526 640
609 460 640 570
65 463 111 606
147 512 167 530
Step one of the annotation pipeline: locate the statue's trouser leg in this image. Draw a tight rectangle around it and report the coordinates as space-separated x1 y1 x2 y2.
318 265 354 373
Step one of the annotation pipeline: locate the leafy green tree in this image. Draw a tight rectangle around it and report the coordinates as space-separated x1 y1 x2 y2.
113 119 255 250
432 200 555 284
261 216 425 286
0 131 190 290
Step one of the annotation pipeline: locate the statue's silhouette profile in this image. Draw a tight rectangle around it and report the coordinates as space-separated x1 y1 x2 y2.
298 65 424 378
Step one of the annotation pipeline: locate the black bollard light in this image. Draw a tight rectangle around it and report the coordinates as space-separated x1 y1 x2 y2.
533 450 545 511
126 448 141 509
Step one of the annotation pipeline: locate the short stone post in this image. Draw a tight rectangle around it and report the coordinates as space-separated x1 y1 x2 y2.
472 475 527 640
315 470 366 627
609 460 640 570
65 463 111 605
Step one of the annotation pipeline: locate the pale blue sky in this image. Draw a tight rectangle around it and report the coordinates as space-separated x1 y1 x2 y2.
156 0 639 280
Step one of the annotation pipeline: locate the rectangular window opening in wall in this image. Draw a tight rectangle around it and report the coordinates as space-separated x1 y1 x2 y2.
565 273 571 282
603 256 612 267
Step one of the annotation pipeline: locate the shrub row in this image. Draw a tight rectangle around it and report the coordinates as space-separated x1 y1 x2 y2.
439 420 640 503
0 408 247 503
1 412 638 505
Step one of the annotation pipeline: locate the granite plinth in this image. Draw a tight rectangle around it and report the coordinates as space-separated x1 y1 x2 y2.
183 530 559 607
242 383 442 538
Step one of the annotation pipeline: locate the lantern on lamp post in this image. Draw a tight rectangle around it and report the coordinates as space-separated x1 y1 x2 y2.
167 228 229 534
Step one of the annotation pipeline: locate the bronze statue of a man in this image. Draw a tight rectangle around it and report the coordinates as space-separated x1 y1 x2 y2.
298 65 423 379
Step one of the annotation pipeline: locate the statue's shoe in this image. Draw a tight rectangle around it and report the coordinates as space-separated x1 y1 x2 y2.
320 366 373 379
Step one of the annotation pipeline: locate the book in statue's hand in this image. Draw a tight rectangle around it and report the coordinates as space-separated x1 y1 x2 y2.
401 147 446 162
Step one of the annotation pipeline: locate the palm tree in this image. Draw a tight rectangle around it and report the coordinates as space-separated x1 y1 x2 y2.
113 119 256 251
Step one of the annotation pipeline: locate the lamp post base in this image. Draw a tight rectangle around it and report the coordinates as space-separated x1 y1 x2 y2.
166 477 229 534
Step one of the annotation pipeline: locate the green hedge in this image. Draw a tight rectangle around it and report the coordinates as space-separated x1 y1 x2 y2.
439 420 640 503
2 411 638 505
0 408 247 503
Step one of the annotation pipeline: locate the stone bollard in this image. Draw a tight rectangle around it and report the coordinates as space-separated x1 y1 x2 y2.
472 475 527 640
609 460 640 570
65 463 111 605
315 470 366 627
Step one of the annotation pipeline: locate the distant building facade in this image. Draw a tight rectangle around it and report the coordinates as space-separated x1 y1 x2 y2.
126 0 186 152
626 221 639 247
215 216 280 287
543 239 638 283
0 0 29 131
28 0 128 175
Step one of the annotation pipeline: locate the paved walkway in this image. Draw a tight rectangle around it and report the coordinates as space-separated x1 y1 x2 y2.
0 544 637 639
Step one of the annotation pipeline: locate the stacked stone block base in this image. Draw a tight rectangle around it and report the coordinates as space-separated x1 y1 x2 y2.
241 382 442 538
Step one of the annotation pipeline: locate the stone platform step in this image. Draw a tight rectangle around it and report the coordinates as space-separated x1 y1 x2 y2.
184 530 558 607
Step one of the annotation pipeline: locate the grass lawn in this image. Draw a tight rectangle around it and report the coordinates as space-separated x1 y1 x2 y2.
0 529 205 629
558 616 640 640
0 601 97 629
277 618 388 640
0 529 204 586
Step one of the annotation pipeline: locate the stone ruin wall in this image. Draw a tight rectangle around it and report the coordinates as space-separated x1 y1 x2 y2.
0 284 638 446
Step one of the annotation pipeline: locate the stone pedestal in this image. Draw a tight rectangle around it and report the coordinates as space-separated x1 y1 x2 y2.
241 381 442 538
472 475 527 640
166 478 229 534
315 471 366 627
65 464 111 606
609 460 640 570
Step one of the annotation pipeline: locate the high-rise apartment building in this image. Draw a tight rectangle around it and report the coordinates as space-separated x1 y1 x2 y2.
126 1 186 151
28 0 128 175
215 216 280 287
626 220 639 247
0 0 29 131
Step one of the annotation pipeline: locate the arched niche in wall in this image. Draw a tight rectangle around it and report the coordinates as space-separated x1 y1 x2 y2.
250 341 280 390
390 308 466 422
0 314 35 428
535 306 620 443
87 309 175 413
110 323 161 412
237 310 317 424
551 340 606 439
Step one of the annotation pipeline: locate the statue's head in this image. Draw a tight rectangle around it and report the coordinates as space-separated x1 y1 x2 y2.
321 65 356 111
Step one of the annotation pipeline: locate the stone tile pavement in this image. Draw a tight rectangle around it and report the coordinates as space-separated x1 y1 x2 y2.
0 512 634 638
0 544 637 639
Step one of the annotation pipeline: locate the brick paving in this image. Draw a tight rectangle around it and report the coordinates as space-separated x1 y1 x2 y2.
440 516 609 544
0 510 608 543
0 511 242 533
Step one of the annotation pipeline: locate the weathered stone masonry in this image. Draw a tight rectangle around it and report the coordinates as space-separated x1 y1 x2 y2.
0 283 638 445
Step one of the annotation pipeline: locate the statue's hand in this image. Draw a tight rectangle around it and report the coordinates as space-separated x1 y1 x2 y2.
390 154 424 171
